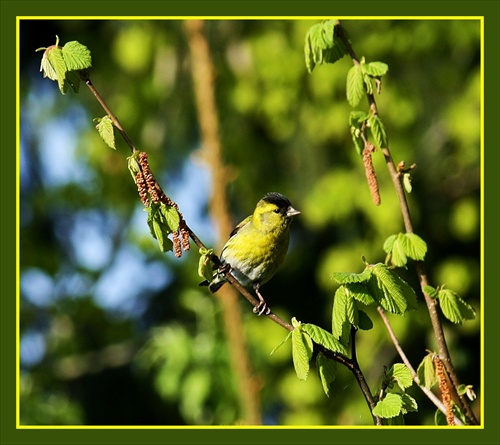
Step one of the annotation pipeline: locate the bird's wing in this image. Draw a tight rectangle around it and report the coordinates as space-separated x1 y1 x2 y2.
228 215 252 239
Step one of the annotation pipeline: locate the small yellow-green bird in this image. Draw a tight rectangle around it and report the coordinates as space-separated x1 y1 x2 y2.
201 192 300 315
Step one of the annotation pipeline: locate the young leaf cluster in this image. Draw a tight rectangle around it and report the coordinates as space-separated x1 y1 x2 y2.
304 20 347 73
332 262 418 345
372 363 417 422
37 36 92 94
146 202 180 253
383 232 427 268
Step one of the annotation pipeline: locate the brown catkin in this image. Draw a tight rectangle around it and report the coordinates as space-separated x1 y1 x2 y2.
135 150 190 257
363 143 381 206
172 230 182 258
135 171 149 207
434 355 455 426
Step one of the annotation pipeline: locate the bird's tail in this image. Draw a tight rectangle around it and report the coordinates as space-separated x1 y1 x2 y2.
199 273 226 293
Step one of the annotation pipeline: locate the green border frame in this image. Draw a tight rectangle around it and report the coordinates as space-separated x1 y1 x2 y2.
3 1 499 444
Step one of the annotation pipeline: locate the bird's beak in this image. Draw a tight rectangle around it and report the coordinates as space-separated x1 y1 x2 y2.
286 206 301 217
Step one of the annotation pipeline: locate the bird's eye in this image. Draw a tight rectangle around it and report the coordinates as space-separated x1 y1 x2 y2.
273 208 280 214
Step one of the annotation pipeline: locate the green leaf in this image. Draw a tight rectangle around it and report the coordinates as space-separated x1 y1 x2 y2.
152 219 164 250
146 203 174 253
95 115 116 149
198 248 215 281
40 48 59 81
304 20 347 73
332 286 348 339
303 323 348 356
292 328 313 381
400 393 418 414
402 233 427 261
160 205 181 232
317 352 337 397
346 65 365 107
363 61 389 77
423 285 439 299
345 294 358 327
368 115 388 149
372 393 403 418
383 234 397 254
391 234 408 267
304 33 316 73
62 41 92 71
417 353 437 389
403 172 413 193
46 46 68 94
368 263 418 314
357 309 373 331
385 233 426 267
346 282 375 305
387 363 413 390
127 153 142 181
438 288 476 324
331 269 371 284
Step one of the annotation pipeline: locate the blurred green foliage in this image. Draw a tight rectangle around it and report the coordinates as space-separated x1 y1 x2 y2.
19 19 480 426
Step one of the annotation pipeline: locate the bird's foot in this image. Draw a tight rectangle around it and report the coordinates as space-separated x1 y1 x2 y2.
253 284 271 316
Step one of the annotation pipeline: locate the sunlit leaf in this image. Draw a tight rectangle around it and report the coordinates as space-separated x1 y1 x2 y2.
95 115 116 149
160 205 180 232
417 353 438 389
346 64 365 107
292 327 313 381
304 20 347 72
331 269 371 284
46 46 68 94
387 363 413 390
332 286 348 339
363 61 389 77
62 40 92 71
423 285 439 299
368 115 388 149
198 248 215 281
403 172 413 193
303 323 348 355
438 288 476 324
368 263 418 314
345 282 375 305
372 393 403 418
383 234 397 254
391 235 408 267
402 233 427 261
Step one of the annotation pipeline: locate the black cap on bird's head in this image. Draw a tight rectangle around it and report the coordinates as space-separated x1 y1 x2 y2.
262 192 300 218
